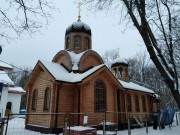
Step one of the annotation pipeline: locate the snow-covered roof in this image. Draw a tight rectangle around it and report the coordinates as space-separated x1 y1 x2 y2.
119 80 154 94
0 71 14 85
66 20 91 35
70 21 91 30
112 57 127 65
41 60 105 83
67 51 86 70
0 61 13 69
8 87 26 94
68 51 85 62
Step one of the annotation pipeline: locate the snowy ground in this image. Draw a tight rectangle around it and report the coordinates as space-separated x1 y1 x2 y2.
2 117 180 135
117 125 180 135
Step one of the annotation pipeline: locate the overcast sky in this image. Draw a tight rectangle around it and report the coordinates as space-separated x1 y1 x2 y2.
0 1 146 69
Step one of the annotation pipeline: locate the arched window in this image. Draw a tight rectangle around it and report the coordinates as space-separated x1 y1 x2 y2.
32 89 38 111
74 35 80 49
44 87 51 111
66 37 70 49
84 37 89 50
135 95 140 112
142 95 146 112
95 80 106 111
6 102 12 110
127 94 132 112
118 67 123 78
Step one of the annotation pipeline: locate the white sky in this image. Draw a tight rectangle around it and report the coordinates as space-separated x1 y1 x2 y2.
0 1 146 69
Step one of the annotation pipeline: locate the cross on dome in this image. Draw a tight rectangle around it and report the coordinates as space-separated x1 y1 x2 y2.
77 0 82 21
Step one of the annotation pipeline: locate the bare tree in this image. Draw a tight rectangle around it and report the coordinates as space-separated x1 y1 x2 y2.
102 49 120 68
126 52 177 109
0 0 54 46
8 66 32 109
84 0 180 108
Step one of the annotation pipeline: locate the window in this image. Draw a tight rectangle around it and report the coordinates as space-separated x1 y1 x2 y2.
142 95 146 112
127 94 132 112
66 37 70 49
44 87 51 111
32 90 38 111
95 80 106 111
74 35 80 49
84 37 89 49
135 95 140 112
6 102 12 110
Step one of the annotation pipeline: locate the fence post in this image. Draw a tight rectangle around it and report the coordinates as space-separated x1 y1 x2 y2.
0 118 5 135
145 114 148 133
69 113 71 135
105 112 107 131
176 112 179 126
128 113 131 135
158 113 161 130
4 114 10 135
103 118 105 135
64 118 68 135
168 112 171 130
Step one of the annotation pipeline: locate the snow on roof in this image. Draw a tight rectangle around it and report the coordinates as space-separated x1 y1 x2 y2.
66 20 91 31
111 57 127 65
67 51 86 70
40 60 105 83
0 71 14 85
68 51 84 62
119 80 154 94
0 61 13 69
8 87 25 93
72 21 91 31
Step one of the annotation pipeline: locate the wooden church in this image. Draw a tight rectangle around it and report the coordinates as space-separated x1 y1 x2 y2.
24 16 158 133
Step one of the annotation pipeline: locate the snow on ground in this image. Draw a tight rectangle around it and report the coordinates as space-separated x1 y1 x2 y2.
117 125 180 135
3 117 54 135
2 117 180 135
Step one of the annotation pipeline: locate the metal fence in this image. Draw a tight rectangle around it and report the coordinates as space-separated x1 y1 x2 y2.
0 111 179 135
1 113 66 135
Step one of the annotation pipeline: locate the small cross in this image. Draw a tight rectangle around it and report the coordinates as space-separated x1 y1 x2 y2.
77 1 82 20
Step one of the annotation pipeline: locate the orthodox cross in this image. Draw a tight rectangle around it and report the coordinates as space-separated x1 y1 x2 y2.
77 1 82 20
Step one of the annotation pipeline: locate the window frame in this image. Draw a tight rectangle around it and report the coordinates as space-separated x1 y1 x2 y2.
142 95 146 112
127 94 132 112
84 37 89 50
135 95 140 112
66 37 70 49
74 35 80 49
94 80 106 112
31 89 38 111
6 102 12 110
43 87 51 111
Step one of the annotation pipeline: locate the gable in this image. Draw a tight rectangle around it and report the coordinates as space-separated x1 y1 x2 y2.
82 66 123 90
52 50 72 71
24 61 55 90
79 50 104 72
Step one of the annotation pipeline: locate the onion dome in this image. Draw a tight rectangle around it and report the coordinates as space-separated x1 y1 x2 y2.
111 58 128 68
65 20 91 36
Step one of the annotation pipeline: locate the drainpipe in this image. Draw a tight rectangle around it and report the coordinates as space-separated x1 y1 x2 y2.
55 82 63 129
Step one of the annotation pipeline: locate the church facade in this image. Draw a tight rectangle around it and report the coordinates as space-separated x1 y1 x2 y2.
24 19 158 133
